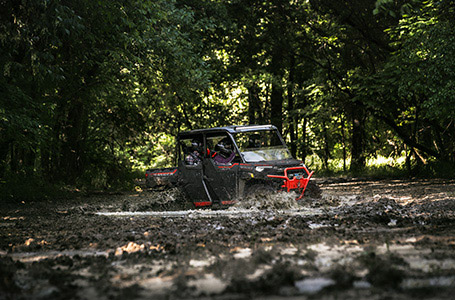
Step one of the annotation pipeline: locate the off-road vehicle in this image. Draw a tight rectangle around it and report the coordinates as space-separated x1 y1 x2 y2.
145 125 318 207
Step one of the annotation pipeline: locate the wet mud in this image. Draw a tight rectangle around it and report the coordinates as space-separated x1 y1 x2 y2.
1 178 455 299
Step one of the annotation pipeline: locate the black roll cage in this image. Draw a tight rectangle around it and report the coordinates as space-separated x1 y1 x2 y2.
176 125 287 164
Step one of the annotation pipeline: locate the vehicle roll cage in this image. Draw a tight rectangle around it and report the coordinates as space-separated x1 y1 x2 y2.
177 125 286 164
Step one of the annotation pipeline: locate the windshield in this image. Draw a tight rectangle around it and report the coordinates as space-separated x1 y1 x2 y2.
234 130 293 162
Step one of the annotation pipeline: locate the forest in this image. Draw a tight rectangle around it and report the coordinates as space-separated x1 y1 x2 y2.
1 0 455 199
2 2 455 299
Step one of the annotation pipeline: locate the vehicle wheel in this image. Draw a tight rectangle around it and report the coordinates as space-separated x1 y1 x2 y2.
303 180 322 199
244 183 277 198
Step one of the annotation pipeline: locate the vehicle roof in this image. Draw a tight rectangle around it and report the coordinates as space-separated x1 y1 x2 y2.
178 125 277 137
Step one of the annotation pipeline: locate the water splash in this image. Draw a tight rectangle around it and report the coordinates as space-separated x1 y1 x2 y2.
234 191 300 210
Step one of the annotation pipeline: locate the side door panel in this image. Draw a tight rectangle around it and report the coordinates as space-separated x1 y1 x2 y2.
177 133 211 204
178 160 210 201
202 158 239 202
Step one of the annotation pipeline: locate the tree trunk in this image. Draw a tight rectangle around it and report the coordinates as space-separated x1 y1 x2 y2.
301 94 308 164
0 140 11 178
24 148 35 178
350 104 365 172
323 121 330 169
41 146 51 179
271 81 283 134
10 143 17 174
61 98 87 181
340 115 347 172
270 46 284 134
247 83 261 125
287 54 297 157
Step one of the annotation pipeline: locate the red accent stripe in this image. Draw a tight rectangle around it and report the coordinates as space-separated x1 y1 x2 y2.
221 200 237 205
217 163 239 169
151 169 177 176
194 201 212 207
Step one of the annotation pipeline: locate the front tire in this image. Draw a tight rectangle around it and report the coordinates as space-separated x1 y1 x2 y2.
244 183 277 198
303 180 322 198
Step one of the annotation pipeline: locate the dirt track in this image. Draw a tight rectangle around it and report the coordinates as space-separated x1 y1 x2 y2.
1 179 455 299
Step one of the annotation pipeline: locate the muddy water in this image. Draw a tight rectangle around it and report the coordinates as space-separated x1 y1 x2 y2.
1 179 455 299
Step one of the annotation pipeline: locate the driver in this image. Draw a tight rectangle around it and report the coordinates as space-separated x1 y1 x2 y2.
248 134 262 148
213 137 235 164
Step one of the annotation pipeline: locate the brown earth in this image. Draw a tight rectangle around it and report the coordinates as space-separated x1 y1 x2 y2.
1 178 455 299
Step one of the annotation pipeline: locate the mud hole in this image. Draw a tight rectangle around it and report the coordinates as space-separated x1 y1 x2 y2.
1 179 455 299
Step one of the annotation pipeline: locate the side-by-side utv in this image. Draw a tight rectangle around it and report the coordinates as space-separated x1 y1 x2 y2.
146 125 318 207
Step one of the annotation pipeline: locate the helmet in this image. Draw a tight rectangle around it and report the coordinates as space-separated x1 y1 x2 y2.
248 134 261 148
215 138 233 158
191 139 202 152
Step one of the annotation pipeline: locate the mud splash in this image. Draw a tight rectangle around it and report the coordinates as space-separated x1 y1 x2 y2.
234 190 301 210
96 187 327 217
95 206 324 218
118 188 191 212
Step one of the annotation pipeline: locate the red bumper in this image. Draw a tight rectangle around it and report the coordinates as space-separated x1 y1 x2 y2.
267 166 314 200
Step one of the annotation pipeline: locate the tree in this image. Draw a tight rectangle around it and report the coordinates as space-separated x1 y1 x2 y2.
364 0 455 164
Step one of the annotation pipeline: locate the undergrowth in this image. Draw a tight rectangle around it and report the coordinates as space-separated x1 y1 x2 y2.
308 155 454 179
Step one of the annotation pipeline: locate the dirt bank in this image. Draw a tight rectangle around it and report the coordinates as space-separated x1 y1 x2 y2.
1 179 455 299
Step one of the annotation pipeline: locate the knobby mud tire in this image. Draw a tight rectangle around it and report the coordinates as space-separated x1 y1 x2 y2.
244 184 277 198
244 181 321 200
303 180 322 199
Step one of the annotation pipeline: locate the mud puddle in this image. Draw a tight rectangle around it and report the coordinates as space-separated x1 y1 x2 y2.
1 179 455 299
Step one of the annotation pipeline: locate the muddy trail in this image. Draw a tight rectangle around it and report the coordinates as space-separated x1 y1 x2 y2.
1 179 455 299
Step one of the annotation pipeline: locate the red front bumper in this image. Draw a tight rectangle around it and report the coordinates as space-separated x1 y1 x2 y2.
267 166 314 200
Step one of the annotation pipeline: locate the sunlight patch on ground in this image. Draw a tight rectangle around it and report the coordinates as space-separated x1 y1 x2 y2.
295 277 336 294
188 274 227 295
401 276 455 289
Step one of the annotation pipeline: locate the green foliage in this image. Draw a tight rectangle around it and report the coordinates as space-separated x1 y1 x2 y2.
363 0 455 162
1 0 453 199
0 0 222 192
